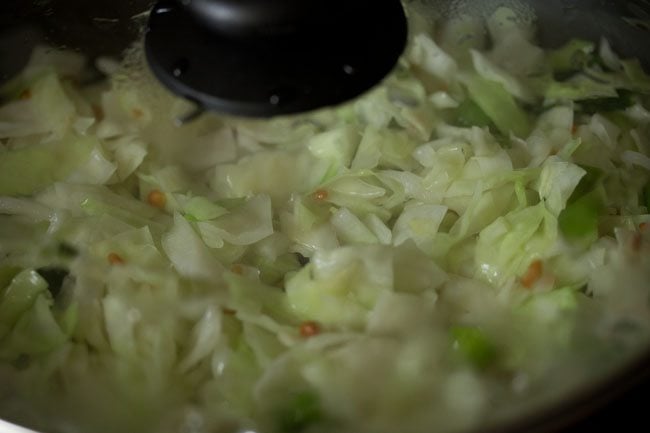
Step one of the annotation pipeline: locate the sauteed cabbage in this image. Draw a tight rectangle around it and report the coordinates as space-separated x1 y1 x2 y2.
1 6 650 433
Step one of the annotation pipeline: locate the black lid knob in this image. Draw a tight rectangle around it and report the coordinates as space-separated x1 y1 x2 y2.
145 0 408 117
181 0 327 36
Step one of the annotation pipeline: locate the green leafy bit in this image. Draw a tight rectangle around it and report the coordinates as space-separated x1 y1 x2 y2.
559 189 603 241
450 326 498 369
547 39 595 74
558 165 604 241
464 74 531 137
576 90 636 114
0 270 49 339
277 391 323 433
454 99 495 129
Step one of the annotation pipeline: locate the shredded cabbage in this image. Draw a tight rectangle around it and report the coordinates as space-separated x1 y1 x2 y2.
1 6 650 433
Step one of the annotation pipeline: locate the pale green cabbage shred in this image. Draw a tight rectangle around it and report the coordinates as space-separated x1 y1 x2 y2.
1 7 650 433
